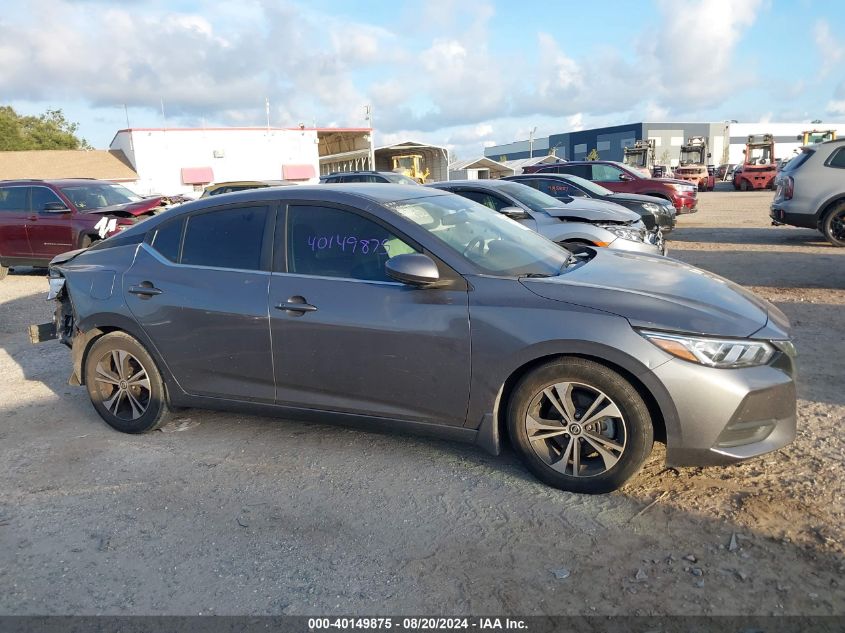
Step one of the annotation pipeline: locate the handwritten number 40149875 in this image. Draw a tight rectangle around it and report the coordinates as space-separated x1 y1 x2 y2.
307 235 390 255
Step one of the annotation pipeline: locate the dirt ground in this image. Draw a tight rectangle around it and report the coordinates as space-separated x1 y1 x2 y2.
0 189 843 616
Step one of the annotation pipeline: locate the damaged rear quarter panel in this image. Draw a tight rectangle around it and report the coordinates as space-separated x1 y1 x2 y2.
55 243 169 387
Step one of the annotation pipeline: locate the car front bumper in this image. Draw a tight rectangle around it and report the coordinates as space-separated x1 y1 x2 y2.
651 352 797 467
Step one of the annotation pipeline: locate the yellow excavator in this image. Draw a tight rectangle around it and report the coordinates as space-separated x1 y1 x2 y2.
798 130 837 145
391 154 430 183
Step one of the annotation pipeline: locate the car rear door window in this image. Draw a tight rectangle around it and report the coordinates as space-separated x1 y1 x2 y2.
545 164 590 178
826 147 845 169
286 205 416 282
0 186 28 211
30 186 65 211
181 206 269 271
149 218 184 262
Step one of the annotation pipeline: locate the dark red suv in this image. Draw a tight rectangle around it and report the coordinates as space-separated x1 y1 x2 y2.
0 179 163 279
523 160 698 214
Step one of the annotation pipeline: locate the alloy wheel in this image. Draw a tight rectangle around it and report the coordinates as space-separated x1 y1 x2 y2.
524 382 627 478
92 349 152 420
829 209 845 242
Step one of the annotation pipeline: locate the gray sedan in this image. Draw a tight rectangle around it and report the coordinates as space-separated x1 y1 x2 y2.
34 184 796 493
428 179 666 255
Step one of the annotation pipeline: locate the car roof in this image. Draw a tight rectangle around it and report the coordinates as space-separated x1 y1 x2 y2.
0 178 107 186
206 180 291 187
429 179 517 190
198 183 447 206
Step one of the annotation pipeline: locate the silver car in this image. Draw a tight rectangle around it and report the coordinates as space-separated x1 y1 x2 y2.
428 180 666 255
771 139 845 246
32 185 796 494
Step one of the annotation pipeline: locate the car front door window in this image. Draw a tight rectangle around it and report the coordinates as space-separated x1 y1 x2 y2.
286 205 416 282
592 164 624 182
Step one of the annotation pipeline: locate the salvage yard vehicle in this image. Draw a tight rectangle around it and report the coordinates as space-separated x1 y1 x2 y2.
674 137 715 191
320 171 420 185
799 130 836 145
503 173 676 233
771 138 845 247
391 154 430 183
0 179 162 279
733 134 777 191
622 140 655 177
201 180 294 197
429 179 666 255
31 185 797 494
524 160 698 214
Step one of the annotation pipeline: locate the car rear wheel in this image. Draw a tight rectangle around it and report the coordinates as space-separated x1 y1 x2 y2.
507 358 653 494
84 331 171 433
822 203 845 247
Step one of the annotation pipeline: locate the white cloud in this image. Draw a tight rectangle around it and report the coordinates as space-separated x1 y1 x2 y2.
815 20 844 77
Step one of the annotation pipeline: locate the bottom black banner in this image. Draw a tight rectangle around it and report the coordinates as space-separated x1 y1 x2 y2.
0 616 843 633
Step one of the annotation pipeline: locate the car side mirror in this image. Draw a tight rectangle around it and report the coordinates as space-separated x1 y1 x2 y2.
385 253 440 286
42 202 70 212
618 173 633 181
500 206 530 220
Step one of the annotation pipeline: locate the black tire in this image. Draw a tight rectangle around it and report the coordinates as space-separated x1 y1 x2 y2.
821 203 845 247
0 263 7 280
84 331 171 433
740 179 750 192
507 357 653 494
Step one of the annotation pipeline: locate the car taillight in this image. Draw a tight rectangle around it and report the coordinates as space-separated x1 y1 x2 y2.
785 176 794 200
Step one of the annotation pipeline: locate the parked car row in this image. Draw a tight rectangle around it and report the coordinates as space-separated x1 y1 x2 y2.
30 183 798 495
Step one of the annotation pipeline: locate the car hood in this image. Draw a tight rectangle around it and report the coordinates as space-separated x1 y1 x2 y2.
654 177 696 187
521 249 779 338
608 192 673 208
85 196 163 217
541 198 641 223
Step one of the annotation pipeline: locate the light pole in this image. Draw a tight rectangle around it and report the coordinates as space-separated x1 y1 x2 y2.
528 126 538 158
722 119 737 180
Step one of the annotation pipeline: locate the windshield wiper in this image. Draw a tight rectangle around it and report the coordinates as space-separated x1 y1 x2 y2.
522 272 553 278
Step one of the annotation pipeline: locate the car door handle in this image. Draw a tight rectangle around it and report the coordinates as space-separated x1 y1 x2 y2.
128 284 163 297
276 300 318 313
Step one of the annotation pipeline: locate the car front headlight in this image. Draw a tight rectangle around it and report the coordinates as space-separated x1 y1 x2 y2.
601 225 646 242
641 202 661 213
639 330 776 368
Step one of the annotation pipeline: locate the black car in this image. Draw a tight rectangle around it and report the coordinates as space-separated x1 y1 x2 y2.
320 171 420 185
503 174 676 233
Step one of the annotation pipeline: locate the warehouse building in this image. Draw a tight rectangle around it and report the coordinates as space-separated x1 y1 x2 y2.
110 126 323 195
485 122 845 168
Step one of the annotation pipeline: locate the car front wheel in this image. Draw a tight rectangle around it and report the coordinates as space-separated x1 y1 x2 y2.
84 331 171 433
821 203 845 247
507 358 653 494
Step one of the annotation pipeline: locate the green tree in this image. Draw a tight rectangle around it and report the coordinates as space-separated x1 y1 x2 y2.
0 106 92 150
585 148 599 161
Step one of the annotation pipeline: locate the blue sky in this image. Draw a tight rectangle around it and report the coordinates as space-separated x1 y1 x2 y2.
1 0 843 157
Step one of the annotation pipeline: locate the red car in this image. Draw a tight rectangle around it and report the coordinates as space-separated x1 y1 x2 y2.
0 179 163 279
523 160 698 214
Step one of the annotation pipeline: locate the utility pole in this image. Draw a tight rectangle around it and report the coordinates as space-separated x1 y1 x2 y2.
528 126 538 158
265 97 271 133
365 105 375 170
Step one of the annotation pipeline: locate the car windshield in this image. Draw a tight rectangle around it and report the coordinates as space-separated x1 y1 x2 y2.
491 181 566 213
560 175 613 197
385 173 420 185
59 183 143 211
386 194 570 277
